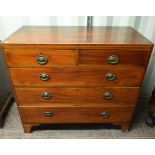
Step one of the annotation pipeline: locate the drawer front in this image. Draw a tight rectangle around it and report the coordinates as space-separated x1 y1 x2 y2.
5 49 76 66
19 106 134 123
15 87 140 105
10 67 145 87
79 49 150 67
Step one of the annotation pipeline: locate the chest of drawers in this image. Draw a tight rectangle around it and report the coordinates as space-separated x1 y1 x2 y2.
0 26 153 133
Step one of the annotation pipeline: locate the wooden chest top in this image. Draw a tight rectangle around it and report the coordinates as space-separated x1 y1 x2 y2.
1 26 153 49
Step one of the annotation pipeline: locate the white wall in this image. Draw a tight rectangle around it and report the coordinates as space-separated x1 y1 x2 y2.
133 16 155 97
93 16 136 26
0 16 87 40
0 16 155 97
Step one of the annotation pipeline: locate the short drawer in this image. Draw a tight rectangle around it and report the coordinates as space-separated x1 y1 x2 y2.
5 49 76 66
10 66 145 87
15 87 140 105
79 49 150 67
19 106 134 123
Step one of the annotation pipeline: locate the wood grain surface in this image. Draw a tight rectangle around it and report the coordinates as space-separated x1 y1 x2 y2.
9 67 145 87
5 49 76 66
1 26 153 46
19 106 134 123
15 87 140 105
1 26 153 132
79 49 151 67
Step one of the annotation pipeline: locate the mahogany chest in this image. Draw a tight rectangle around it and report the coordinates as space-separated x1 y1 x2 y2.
0 26 153 133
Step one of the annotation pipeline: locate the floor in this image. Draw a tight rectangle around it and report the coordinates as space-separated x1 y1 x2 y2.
0 99 155 139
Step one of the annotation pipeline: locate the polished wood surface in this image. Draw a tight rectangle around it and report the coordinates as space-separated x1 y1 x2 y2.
5 49 76 66
79 49 151 67
19 106 134 123
1 26 153 47
10 67 145 87
15 87 140 105
5 48 151 68
1 26 153 133
19 102 135 108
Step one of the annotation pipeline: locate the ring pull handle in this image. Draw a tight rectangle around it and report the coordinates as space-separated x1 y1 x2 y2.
105 72 116 81
41 92 52 100
44 112 54 117
36 54 48 65
108 55 119 64
100 111 110 118
103 92 113 100
39 73 50 81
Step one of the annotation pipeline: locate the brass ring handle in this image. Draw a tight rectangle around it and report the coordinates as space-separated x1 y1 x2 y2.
108 55 119 64
105 72 116 81
103 92 113 100
100 111 110 118
44 112 54 117
39 73 50 81
36 54 48 65
41 92 52 100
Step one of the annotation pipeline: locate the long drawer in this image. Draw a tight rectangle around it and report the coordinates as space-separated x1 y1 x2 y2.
15 87 140 104
19 106 134 123
10 67 145 87
79 49 150 67
5 49 76 66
